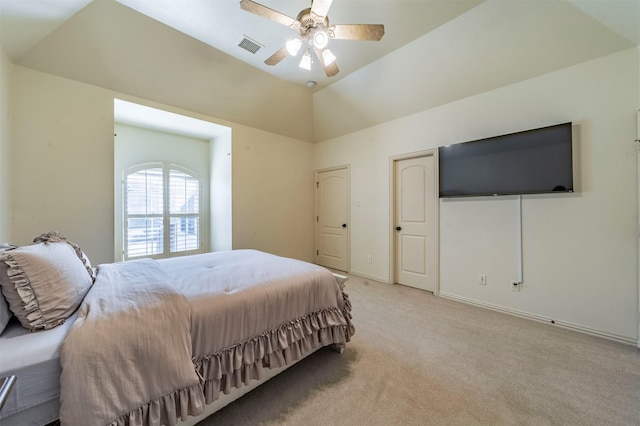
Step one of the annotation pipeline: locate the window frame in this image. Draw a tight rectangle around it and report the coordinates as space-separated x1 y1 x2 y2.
123 162 203 260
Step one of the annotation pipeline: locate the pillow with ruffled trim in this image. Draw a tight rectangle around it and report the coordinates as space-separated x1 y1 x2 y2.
0 236 94 331
32 231 96 283
0 243 16 334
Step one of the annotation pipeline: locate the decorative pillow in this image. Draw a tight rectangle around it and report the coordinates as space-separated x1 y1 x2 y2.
33 231 96 283
0 244 16 334
0 240 94 331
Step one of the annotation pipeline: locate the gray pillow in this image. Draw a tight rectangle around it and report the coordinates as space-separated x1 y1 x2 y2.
0 241 94 331
33 231 96 282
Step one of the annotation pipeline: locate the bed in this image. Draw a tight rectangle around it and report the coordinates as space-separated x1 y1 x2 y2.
0 234 353 426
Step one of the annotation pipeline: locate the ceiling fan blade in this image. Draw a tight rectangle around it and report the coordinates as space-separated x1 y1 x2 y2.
310 0 333 21
329 24 385 41
265 46 289 66
314 47 339 77
240 0 300 29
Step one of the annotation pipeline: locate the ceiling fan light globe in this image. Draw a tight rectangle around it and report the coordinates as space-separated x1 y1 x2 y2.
286 38 302 56
313 30 329 49
322 48 336 65
299 51 312 70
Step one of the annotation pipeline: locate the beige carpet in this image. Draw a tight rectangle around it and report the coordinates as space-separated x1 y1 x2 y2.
198 274 640 426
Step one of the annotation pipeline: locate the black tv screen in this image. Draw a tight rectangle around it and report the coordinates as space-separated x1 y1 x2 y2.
438 123 573 197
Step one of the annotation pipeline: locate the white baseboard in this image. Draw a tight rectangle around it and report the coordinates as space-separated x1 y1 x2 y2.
439 292 637 347
348 269 390 284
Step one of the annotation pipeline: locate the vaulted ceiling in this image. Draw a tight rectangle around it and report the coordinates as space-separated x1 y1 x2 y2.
1 0 638 142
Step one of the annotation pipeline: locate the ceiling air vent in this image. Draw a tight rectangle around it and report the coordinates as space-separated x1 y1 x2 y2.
238 36 263 54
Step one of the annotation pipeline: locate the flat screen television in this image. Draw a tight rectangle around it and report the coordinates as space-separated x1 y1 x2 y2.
438 122 573 198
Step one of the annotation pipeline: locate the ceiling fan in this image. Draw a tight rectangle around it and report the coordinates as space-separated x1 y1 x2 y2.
240 0 385 77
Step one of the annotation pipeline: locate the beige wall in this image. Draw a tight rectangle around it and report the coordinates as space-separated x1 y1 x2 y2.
11 66 314 265
230 125 314 262
314 48 640 343
0 48 12 242
12 67 116 262
16 0 314 142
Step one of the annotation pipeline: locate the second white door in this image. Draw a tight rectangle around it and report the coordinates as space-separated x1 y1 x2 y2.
316 168 349 272
394 155 436 292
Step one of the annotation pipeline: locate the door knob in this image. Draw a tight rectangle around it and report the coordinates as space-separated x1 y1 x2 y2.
342 224 347 228
396 226 402 231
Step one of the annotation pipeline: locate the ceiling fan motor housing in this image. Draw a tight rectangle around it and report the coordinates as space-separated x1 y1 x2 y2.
295 7 331 49
296 8 329 34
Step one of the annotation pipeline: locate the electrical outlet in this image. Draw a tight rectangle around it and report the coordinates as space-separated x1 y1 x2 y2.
511 281 521 292
367 255 372 263
478 274 487 285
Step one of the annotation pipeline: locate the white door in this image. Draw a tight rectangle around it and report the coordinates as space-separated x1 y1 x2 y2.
636 110 639 349
394 155 435 292
316 168 349 271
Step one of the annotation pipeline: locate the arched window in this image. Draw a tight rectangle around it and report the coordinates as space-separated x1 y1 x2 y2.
124 163 202 259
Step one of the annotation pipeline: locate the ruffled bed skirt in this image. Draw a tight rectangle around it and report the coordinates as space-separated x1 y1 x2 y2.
195 301 354 404
108 384 205 426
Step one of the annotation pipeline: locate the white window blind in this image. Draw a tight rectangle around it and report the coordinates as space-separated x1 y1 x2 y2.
124 163 202 259
168 169 200 253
